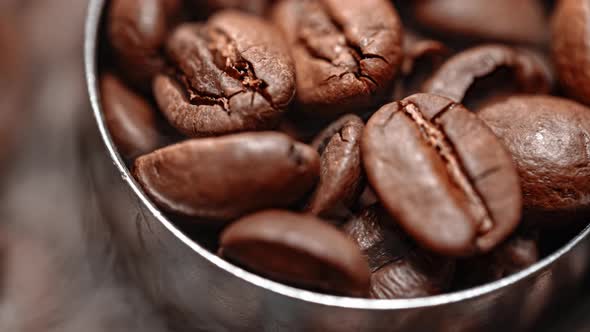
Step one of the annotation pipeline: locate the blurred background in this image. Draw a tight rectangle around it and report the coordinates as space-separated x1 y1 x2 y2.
0 1 589 331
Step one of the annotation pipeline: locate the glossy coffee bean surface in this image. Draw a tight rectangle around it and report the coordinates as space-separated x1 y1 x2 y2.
220 210 370 297
100 73 162 159
306 114 365 220
362 93 522 256
134 132 319 221
478 95 590 219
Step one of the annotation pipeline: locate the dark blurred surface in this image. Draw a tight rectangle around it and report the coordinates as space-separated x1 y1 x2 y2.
0 1 589 331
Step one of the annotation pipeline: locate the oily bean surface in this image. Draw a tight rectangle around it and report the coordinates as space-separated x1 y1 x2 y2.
220 210 370 297
344 206 455 299
552 0 590 105
422 45 552 104
306 114 365 220
107 0 181 88
133 132 319 221
413 0 548 45
478 95 590 218
100 73 162 159
271 0 403 116
362 93 522 256
156 11 295 137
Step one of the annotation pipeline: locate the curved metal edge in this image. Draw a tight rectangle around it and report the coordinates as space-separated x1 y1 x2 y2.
84 0 590 311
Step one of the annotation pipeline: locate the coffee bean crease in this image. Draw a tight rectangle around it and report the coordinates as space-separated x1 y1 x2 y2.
400 101 494 234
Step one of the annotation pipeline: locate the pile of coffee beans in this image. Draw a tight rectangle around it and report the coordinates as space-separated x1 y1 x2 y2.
99 0 590 298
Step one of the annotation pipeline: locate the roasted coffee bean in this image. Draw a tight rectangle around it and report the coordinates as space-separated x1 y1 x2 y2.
107 0 182 89
271 0 403 116
478 95 590 221
98 0 590 298
344 206 454 298
100 73 162 159
362 93 522 256
552 0 590 105
156 11 295 137
413 0 548 45
133 132 319 221
220 210 370 297
393 32 449 100
455 229 539 288
422 45 553 106
344 206 408 272
306 114 365 220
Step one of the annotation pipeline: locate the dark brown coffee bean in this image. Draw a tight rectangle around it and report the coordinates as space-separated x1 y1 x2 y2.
133 132 319 221
413 0 548 45
107 0 181 89
305 114 365 220
362 93 522 256
271 0 403 116
422 45 553 105
100 73 162 159
552 0 590 105
344 206 454 298
393 32 449 100
370 254 454 299
219 210 370 297
343 206 414 272
455 229 539 288
478 95 590 221
156 11 296 137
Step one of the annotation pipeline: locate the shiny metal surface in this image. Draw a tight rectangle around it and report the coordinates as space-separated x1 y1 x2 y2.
85 0 590 330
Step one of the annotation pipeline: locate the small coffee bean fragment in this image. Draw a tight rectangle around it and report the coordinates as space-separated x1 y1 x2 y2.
220 210 370 297
344 206 454 298
271 0 403 116
133 132 319 221
362 93 522 256
552 0 590 105
306 114 365 220
100 73 163 159
455 229 539 288
156 11 296 137
422 45 553 105
413 0 548 45
107 0 181 89
478 95 590 223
